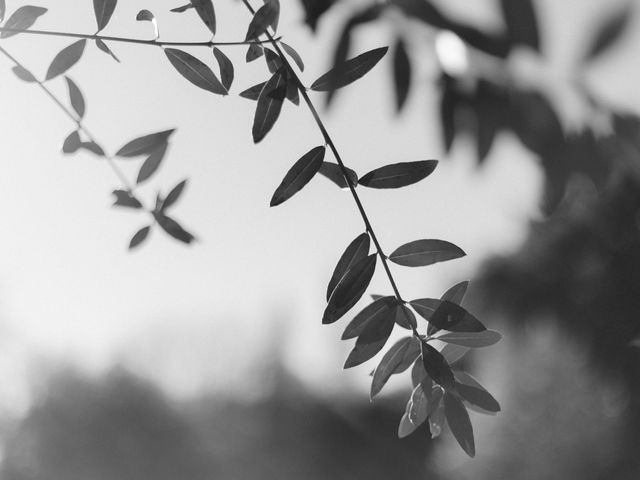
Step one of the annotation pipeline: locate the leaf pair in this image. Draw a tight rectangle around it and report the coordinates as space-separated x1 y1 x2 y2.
370 336 420 398
252 68 287 143
165 48 227 96
245 0 280 40
116 129 175 184
0 6 47 39
398 380 442 439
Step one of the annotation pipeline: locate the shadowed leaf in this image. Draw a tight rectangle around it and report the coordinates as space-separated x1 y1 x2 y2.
252 69 286 143
371 336 420 398
583 4 632 62
411 357 427 387
112 190 142 209
46 40 86 81
154 213 195 244
440 343 470 365
500 0 540 52
393 37 411 111
344 305 395 368
389 239 465 267
421 341 455 390
454 371 500 413
93 0 117 32
129 226 150 249
116 129 174 157
342 296 396 340
163 179 187 210
1 6 47 38
359 160 437 189
318 162 358 189
310 46 388 92
281 42 304 71
428 281 469 335
137 142 168 184
11 65 36 82
395 303 417 330
192 0 216 35
327 233 370 301
411 299 486 333
437 330 502 348
62 131 81 154
264 48 282 74
95 39 120 62
65 77 85 118
245 1 279 40
213 47 234 91
246 43 264 62
239 82 266 100
323 254 376 324
285 77 299 105
444 391 475 457
270 146 325 206
165 48 226 95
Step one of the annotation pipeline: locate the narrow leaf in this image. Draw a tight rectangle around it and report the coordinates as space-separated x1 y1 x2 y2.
45 40 86 81
65 77 85 118
93 0 117 32
310 46 388 92
389 239 465 267
323 254 377 324
136 9 159 39
444 392 475 457
212 47 234 91
370 336 420 398
62 131 81 154
327 233 370 301
80 142 105 156
436 330 502 348
12 65 36 82
165 49 226 95
191 0 216 35
163 179 187 210
239 82 266 100
245 1 279 40
342 296 396 340
0 6 47 39
129 226 150 249
264 48 282 74
281 42 305 71
155 213 195 244
252 69 286 143
116 129 174 157
410 299 486 332
344 305 395 368
500 0 540 52
318 162 358 189
454 371 500 413
95 39 120 62
421 341 455 390
270 146 325 206
170 4 193 14
112 190 142 209
246 43 264 62
393 37 411 111
359 160 437 189
137 142 168 184
583 5 631 62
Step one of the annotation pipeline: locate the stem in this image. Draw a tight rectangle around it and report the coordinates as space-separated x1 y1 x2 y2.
0 27 279 47
240 1 418 336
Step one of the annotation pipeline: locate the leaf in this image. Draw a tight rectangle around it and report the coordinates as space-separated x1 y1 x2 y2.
499 0 540 52
264 48 282 74
112 190 142 209
327 233 370 301
136 9 159 39
394 303 417 330
285 77 300 105
270 146 325 206
583 5 631 62
170 4 193 13
318 162 358 189
95 39 120 62
421 341 455 390
410 299 486 333
252 69 286 143
398 411 418 439
137 142 168 184
45 40 86 81
93 0 117 32
239 82 266 100
359 160 437 189
441 281 469 305
440 343 470 365
370 336 420 398
281 42 305 71
154 213 195 244
342 296 396 340
245 0 279 40
343 304 395 368
62 131 81 154
129 226 150 249
411 357 427 387
408 383 430 425
440 75 457 152
212 47 234 91
300 0 335 31
65 77 85 119
0 0 5 23
165 49 227 95
454 371 500 413
310 46 388 92
80 142 105 156
116 129 174 157
246 43 264 62
163 179 187 210
323 254 376 324
444 392 475 457
191 0 216 35
12 65 36 82
393 38 411 112
0 6 47 39
428 390 445 439
389 239 465 267
436 330 502 348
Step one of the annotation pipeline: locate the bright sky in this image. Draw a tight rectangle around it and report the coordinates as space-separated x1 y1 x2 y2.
0 0 637 414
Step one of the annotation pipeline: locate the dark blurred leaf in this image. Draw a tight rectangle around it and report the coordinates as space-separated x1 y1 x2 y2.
391 0 446 27
245 0 279 40
411 299 486 333
62 131 81 154
342 296 396 340
80 141 105 156
395 302 417 330
154 213 195 244
264 48 281 74
252 69 286 143
359 160 437 189
439 75 457 153
318 162 358 189
344 304 395 368
499 0 540 52
11 65 36 82
299 0 335 31
327 232 370 301
136 9 158 39
129 225 150 249
437 329 502 348
170 4 193 13
421 341 455 390
116 129 174 157
323 254 376 324
281 42 304 71
444 391 475 457
389 239 465 267
0 0 5 23
137 142 168 184
93 0 117 32
1 6 47 38
212 47 234 91
311 46 388 92
393 38 411 112
583 4 631 62
65 77 85 119
239 82 266 100
246 43 264 62
454 371 500 413
113 190 142 209
165 48 227 95
95 39 120 62
45 40 86 81
192 0 216 35
270 146 325 206
509 91 564 156
163 179 187 210
371 336 420 398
